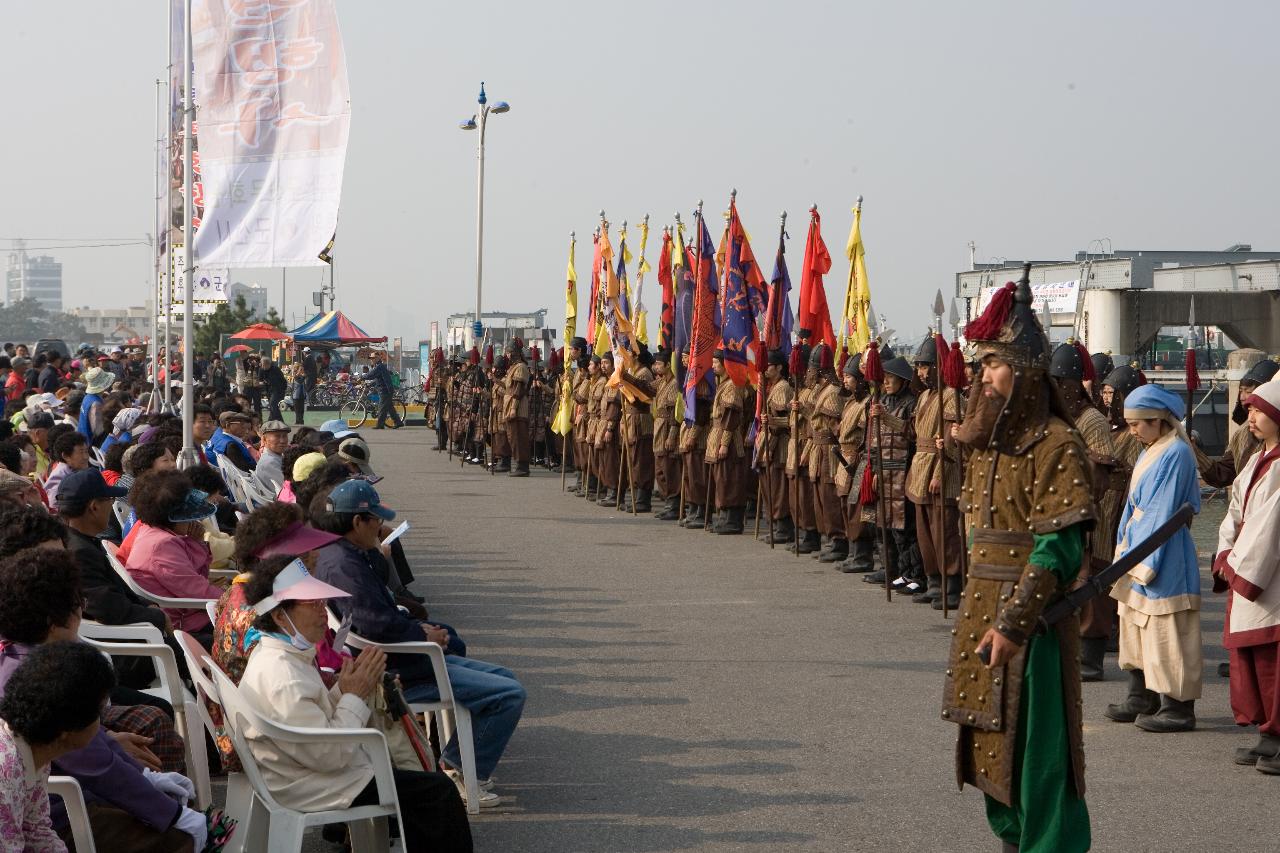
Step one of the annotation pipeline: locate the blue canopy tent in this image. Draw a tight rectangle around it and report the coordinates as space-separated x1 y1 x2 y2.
288 310 387 346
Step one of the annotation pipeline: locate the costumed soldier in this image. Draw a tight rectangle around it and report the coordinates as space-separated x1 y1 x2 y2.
863 355 921 592
490 355 511 473
528 347 549 467
1050 340 1123 682
470 349 492 465
594 352 623 507
786 338 820 554
678 349 713 528
430 349 449 451
835 353 874 573
1100 363 1146 471
569 339 593 494
706 351 747 534
620 346 656 513
808 344 848 562
756 349 795 543
906 336 962 608
578 355 604 498
504 338 532 477
652 350 683 521
1088 351 1115 412
943 276 1093 853
1194 358 1278 488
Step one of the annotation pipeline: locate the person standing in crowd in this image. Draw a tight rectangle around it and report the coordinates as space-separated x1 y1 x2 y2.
569 343 594 496
906 336 962 608
367 351 403 430
807 344 847 561
289 361 308 425
1105 383 1202 733
756 350 794 543
835 353 875 573
864 355 920 592
260 357 288 423
78 366 115 445
5 356 27 402
945 277 1093 853
503 339 532 477
787 340 819 553
678 350 712 528
236 353 262 419
620 346 656 513
705 352 746 534
1196 358 1279 488
38 353 64 393
1214 378 1280 773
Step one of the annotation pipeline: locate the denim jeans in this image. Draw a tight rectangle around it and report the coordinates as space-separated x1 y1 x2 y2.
402 658 525 781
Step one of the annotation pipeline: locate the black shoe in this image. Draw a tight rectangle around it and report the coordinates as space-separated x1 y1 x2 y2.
1105 670 1160 722
1135 696 1196 733
1080 636 1107 682
931 589 962 610
1218 661 1231 678
682 505 705 528
598 487 618 507
1234 734 1280 766
767 517 795 544
912 576 942 604
713 507 744 535
494 460 512 473
634 489 652 513
818 537 849 563
863 570 887 585
509 468 529 477
838 557 872 574
654 497 680 521
794 530 820 554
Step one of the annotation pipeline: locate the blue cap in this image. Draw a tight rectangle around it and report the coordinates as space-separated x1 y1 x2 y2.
326 479 395 521
319 418 356 439
168 488 218 523
56 468 128 507
1123 383 1185 421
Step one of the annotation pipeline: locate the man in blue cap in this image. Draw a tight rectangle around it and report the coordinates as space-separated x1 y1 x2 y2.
312 479 524 808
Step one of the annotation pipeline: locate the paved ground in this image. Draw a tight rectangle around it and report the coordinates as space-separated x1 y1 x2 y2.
288 428 1272 852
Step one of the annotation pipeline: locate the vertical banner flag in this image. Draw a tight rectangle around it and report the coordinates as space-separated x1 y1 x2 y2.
657 228 674 352
719 198 767 387
798 207 836 352
191 0 352 267
682 212 720 422
633 218 652 345
587 230 603 347
564 235 577 345
764 220 794 360
842 202 872 355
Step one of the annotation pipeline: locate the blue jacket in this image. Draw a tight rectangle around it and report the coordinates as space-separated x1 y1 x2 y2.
312 539 434 685
368 362 394 393
78 392 103 442
1110 431 1201 614
205 427 255 471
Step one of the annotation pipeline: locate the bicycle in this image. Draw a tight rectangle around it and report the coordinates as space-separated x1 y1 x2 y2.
337 383 408 428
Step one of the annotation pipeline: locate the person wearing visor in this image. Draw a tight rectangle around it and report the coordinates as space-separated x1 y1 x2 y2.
124 470 225 648
240 557 473 852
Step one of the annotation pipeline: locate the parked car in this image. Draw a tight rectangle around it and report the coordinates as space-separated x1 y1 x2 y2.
33 338 70 361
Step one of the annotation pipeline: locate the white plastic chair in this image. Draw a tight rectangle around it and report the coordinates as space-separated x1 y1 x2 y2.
90 446 106 469
174 630 251 853
79 619 164 645
78 633 212 810
326 610 482 814
48 775 95 853
111 499 130 530
211 667 404 853
102 541 219 615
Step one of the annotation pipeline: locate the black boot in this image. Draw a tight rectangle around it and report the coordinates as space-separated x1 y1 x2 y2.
713 506 744 535
682 504 705 528
509 461 530 477
1135 696 1196 732
818 537 849 563
1104 670 1160 722
571 471 584 495
840 537 875 573
494 457 512 473
1218 661 1231 678
931 583 962 611
1234 733 1280 766
794 529 820 554
654 495 680 521
633 489 652 513
598 487 617 507
1080 636 1107 682
863 570 887 584
768 517 795 545
912 575 941 604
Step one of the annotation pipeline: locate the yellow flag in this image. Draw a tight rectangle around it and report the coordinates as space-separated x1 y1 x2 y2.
635 308 649 345
564 238 577 345
842 204 872 355
551 374 573 435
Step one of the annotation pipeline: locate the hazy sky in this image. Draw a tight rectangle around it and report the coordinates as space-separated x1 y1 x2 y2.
3 1 1279 349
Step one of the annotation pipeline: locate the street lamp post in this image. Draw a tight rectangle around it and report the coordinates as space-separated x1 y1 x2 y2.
459 82 510 348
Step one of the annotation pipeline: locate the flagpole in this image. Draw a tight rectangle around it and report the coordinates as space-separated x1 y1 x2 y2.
152 76 165 414
162 0 174 413
179 0 197 468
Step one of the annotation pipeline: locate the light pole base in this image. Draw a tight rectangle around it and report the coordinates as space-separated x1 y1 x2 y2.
176 448 203 470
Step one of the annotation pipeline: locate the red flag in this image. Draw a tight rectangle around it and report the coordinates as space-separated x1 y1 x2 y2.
1185 348 1200 394
658 229 674 352
798 209 835 352
587 231 602 346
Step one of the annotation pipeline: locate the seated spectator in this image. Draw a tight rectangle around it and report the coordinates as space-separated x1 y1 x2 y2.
0 642 116 852
205 411 256 472
43 431 90 504
240 558 472 851
254 420 290 493
313 480 523 807
0 550 203 851
124 471 223 649
184 463 240 536
101 441 128 485
0 504 64 558
280 451 328 506
101 406 144 454
117 441 176 492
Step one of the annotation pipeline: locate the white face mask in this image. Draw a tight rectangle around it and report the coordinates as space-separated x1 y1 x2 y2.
280 610 314 652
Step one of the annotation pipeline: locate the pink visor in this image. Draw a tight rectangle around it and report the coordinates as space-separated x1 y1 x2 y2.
253 558 349 614
252 522 342 559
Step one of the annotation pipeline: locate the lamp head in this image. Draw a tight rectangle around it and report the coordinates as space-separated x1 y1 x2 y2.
459 116 477 131
490 101 510 114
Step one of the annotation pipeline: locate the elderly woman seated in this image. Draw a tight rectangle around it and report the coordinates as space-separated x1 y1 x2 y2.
124 470 223 649
239 558 472 852
0 642 117 852
0 549 206 852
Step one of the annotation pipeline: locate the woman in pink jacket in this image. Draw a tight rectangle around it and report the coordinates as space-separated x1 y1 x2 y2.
125 469 223 648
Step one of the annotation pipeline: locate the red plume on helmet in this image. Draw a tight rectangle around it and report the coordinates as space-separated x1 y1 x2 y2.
530 344 541 364
861 340 884 384
483 345 494 367
1074 340 1094 382
945 340 966 389
937 333 963 389
468 347 480 366
819 344 834 372
965 281 1016 341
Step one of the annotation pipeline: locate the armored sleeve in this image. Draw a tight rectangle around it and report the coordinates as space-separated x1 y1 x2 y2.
1028 432 1096 534
994 525 1085 645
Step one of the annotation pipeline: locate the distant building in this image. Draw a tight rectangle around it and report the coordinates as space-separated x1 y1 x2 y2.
68 302 155 345
6 246 63 312
226 281 269 318
444 308 555 354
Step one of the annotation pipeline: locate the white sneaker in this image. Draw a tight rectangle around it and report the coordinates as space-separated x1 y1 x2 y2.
445 769 501 807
